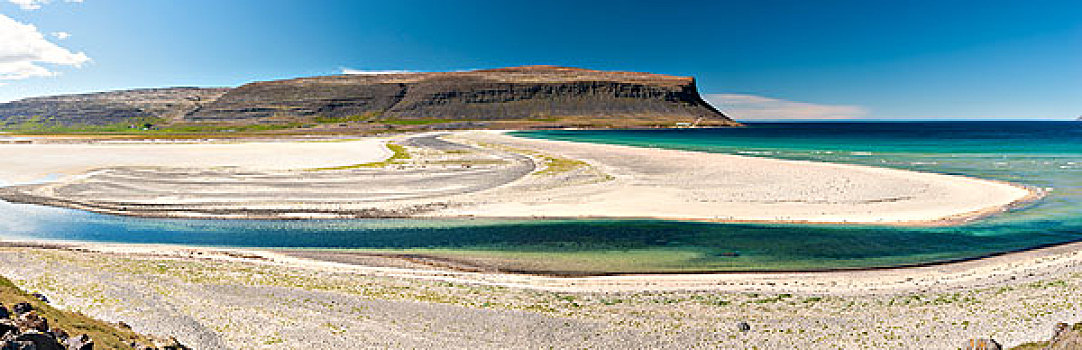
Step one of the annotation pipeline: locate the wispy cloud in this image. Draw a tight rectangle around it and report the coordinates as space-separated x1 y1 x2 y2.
0 14 90 81
705 94 868 120
51 31 70 40
8 0 82 10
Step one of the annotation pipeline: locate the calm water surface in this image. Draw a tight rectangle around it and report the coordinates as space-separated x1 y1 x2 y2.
0 121 1079 273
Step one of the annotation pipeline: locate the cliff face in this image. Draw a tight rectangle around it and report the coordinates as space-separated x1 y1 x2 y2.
0 66 736 128
187 78 408 122
0 87 230 126
187 66 736 125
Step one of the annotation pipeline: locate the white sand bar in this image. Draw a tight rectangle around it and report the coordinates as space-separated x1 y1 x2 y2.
0 132 1035 225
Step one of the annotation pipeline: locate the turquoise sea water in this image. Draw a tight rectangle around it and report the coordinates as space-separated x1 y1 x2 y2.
0 121 1079 273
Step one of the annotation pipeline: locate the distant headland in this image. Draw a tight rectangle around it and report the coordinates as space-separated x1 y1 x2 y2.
0 66 738 134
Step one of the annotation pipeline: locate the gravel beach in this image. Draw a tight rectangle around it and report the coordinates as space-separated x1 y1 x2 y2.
0 242 1077 349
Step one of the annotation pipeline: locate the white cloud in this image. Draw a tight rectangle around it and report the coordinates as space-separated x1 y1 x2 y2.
51 31 70 40
8 0 44 10
705 94 869 120
340 68 418 75
0 14 89 81
8 0 82 10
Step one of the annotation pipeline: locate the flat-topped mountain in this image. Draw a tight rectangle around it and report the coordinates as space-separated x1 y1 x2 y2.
0 66 737 131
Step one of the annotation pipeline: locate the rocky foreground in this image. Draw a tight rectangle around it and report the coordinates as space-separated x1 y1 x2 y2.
0 273 187 349
1014 323 1082 349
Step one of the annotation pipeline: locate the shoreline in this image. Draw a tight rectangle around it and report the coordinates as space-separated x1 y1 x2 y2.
0 235 1079 294
275 234 1082 278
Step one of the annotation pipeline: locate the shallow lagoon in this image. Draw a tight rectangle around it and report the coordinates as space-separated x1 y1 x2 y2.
1 121 1079 274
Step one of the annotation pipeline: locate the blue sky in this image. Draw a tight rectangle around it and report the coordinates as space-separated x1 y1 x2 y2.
1 0 1079 120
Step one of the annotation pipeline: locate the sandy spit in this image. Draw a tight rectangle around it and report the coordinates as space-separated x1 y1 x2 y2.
0 131 1037 225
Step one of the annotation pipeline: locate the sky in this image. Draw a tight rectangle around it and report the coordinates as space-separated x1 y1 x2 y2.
1 0 1079 120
